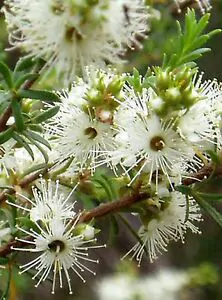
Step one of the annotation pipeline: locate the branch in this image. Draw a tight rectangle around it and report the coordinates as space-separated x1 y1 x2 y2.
181 165 222 185
0 163 222 257
78 191 148 223
0 106 12 133
0 167 49 204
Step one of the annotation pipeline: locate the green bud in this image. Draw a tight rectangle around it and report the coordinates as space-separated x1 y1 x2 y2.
74 224 95 240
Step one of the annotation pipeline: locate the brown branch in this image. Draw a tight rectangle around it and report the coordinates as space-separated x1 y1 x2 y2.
78 191 149 223
182 165 222 185
0 106 12 133
0 163 222 257
0 167 49 204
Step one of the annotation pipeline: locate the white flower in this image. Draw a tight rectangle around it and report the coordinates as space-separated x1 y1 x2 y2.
3 0 149 84
13 218 104 294
13 144 56 175
122 191 202 265
113 109 194 188
174 0 211 13
97 275 135 300
48 102 117 173
9 178 76 222
178 78 222 150
136 269 189 300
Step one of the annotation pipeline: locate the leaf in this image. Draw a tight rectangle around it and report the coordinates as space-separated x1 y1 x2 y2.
206 150 221 165
22 163 47 177
18 89 60 102
24 130 51 149
192 192 222 227
162 9 221 70
32 106 60 124
197 192 222 202
28 124 43 133
12 132 34 160
0 257 9 265
175 185 192 195
14 56 37 73
0 61 12 88
108 215 119 245
93 176 114 201
24 133 49 163
0 127 14 144
11 99 25 132
118 214 148 255
16 217 40 232
14 73 39 90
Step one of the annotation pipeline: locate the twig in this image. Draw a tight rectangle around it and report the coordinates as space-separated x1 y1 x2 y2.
0 164 222 257
0 167 49 204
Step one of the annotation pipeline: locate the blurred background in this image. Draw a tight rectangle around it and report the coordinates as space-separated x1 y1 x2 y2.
0 0 222 299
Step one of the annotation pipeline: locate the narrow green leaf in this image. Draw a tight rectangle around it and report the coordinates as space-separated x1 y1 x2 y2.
11 98 25 132
108 215 119 245
175 185 192 195
12 132 34 160
28 124 43 133
0 61 12 88
24 133 49 163
22 163 47 177
193 192 222 227
197 192 222 201
24 130 51 149
32 106 59 124
93 177 113 201
0 257 9 265
0 127 14 144
16 217 40 232
206 150 220 165
118 214 148 255
18 89 60 102
14 73 39 90
14 56 37 72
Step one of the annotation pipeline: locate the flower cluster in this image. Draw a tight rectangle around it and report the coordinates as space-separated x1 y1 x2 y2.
0 0 220 296
43 65 222 263
12 178 103 294
122 191 202 264
3 0 149 85
48 68 222 187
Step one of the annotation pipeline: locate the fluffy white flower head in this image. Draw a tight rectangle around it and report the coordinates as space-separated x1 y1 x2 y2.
9 178 76 222
3 0 149 84
136 268 189 300
178 77 222 150
122 191 202 265
47 69 123 173
97 275 135 300
14 217 104 294
113 95 194 188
